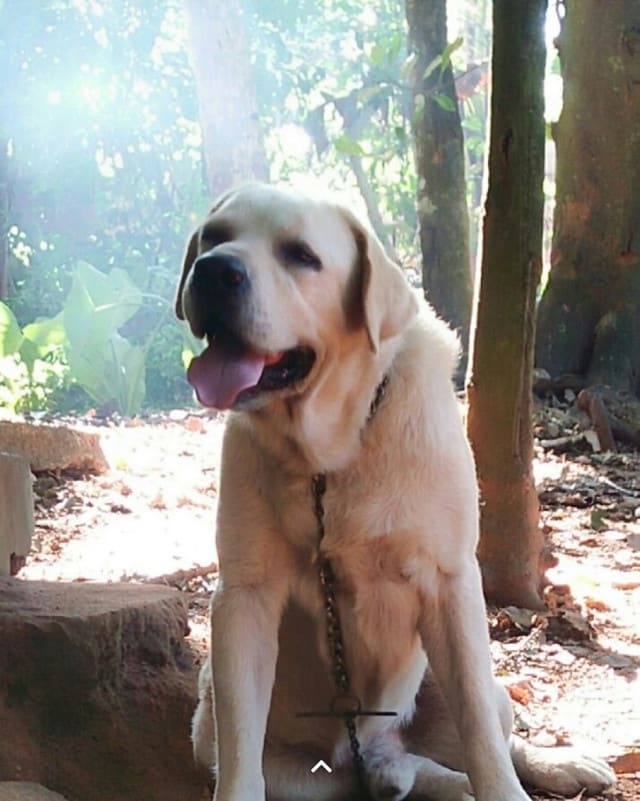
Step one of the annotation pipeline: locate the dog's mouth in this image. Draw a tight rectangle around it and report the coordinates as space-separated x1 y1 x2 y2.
187 333 316 410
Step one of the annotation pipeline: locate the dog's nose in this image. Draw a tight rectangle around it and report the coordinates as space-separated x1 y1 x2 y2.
192 252 248 295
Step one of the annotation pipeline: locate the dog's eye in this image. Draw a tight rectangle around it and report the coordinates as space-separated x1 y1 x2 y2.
278 240 322 271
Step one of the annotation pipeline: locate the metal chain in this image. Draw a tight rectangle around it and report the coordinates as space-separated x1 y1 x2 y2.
308 376 390 796
312 472 367 790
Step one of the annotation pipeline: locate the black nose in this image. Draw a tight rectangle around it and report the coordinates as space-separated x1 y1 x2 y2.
192 252 248 296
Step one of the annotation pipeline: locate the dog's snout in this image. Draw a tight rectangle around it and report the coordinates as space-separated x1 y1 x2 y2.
193 252 249 296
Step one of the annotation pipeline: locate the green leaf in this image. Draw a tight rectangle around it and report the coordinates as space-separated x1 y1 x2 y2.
17 338 39 373
334 135 366 157
63 261 142 352
401 52 418 81
370 40 387 68
67 333 145 415
440 37 464 71
109 336 146 416
0 302 24 356
433 93 457 112
358 85 384 106
394 125 407 142
462 115 483 133
422 55 442 82
23 312 67 352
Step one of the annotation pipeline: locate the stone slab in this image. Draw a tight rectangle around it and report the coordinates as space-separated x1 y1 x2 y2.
0 452 34 576
0 422 107 474
0 579 207 801
0 783 69 801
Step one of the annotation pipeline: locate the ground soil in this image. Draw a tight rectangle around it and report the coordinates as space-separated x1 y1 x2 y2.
16 406 640 801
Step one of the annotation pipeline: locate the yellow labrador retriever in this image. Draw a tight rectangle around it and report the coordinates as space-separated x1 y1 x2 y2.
176 183 614 801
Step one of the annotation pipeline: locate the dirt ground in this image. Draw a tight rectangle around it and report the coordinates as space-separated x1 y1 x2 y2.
17 407 640 800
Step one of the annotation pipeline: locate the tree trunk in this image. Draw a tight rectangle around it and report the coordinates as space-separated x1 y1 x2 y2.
183 0 268 198
406 0 472 379
0 0 9 299
536 0 640 394
466 0 547 609
0 138 8 299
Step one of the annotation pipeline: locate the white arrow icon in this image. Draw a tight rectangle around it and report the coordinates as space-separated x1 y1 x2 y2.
311 759 332 774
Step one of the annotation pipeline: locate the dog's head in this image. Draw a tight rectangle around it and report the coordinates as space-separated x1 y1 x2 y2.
176 183 418 412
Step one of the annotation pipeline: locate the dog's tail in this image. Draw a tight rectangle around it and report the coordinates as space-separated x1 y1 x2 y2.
192 657 217 774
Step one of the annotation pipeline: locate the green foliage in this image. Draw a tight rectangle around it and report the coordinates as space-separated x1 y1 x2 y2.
62 262 145 415
0 302 70 411
2 264 155 415
0 302 23 356
1 0 208 317
249 0 419 253
0 351 70 413
1 0 492 415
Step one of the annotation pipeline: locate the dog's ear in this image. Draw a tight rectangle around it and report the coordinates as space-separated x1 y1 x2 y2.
174 229 199 320
348 217 419 353
176 187 243 320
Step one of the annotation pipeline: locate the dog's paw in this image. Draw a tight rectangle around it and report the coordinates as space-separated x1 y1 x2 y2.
366 752 415 801
516 743 616 797
542 750 616 796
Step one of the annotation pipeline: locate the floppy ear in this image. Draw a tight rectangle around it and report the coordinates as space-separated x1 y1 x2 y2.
175 187 243 320
350 219 419 353
174 229 199 320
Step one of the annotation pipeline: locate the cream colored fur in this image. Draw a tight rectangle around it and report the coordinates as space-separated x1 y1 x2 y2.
179 184 615 801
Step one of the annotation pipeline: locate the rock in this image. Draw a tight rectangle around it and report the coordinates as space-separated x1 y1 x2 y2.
0 579 207 801
0 783 69 801
0 422 107 474
0 453 34 576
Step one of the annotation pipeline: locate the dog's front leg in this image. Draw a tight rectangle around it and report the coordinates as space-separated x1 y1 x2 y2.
210 578 287 801
418 560 529 801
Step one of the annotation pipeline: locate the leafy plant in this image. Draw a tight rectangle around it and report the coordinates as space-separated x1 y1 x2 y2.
0 262 150 415
0 302 69 411
62 261 145 414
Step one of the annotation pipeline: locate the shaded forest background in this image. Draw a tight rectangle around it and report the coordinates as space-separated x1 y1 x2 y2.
0 0 495 414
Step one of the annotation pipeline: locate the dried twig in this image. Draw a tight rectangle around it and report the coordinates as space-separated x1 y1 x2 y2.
576 389 616 452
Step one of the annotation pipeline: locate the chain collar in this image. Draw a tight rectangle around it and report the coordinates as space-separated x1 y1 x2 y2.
304 374 393 796
367 373 389 423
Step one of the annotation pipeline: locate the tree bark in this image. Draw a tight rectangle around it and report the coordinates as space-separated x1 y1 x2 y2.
466 0 547 608
0 0 10 299
0 139 8 299
183 0 268 198
406 0 472 379
536 0 640 394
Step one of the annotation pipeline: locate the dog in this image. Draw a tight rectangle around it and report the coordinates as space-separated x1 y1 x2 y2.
176 183 615 801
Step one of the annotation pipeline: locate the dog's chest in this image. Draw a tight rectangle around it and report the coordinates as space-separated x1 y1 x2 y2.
272 472 423 661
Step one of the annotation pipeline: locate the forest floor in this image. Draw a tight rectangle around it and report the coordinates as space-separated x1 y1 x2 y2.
17 404 640 801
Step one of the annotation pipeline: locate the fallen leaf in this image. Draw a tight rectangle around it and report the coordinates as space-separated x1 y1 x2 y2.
610 751 640 774
500 606 539 630
612 578 640 590
590 508 608 531
185 415 205 433
506 680 534 706
547 610 594 642
584 596 611 612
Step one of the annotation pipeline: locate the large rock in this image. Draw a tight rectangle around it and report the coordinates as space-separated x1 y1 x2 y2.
0 452 34 576
0 579 208 801
0 422 107 474
0 783 69 801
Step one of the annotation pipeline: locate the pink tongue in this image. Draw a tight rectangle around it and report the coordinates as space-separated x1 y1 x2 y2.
187 340 266 410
